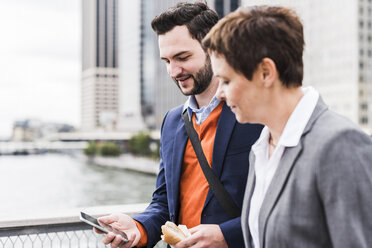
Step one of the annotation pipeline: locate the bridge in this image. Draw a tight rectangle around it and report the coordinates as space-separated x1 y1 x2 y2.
0 141 88 155
44 131 160 142
0 131 160 155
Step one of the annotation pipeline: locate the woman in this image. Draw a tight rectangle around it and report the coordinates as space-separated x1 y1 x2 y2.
203 5 372 248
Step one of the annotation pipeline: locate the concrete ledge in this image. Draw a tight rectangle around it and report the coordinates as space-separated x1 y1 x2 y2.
0 203 148 228
88 154 160 175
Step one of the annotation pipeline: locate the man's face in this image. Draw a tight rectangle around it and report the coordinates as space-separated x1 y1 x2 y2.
158 25 213 96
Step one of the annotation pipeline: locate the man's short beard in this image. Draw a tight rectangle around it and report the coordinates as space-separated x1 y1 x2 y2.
174 55 213 96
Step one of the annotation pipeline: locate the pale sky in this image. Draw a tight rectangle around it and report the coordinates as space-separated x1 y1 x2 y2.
0 0 81 139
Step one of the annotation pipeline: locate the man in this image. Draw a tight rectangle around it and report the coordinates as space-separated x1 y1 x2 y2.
204 5 372 248
95 2 262 248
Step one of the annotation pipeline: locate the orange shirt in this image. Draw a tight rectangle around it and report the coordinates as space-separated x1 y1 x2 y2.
135 102 223 246
178 102 223 228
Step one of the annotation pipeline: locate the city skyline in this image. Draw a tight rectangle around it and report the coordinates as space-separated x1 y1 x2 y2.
0 0 80 139
1 0 371 139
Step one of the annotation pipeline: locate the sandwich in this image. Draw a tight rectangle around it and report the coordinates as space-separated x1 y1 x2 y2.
161 221 190 245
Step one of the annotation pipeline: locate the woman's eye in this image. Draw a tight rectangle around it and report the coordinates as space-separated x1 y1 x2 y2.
218 78 229 85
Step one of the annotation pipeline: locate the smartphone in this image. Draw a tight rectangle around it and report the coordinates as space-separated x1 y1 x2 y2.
80 212 129 243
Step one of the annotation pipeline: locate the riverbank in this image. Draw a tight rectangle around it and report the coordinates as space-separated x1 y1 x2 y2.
79 154 160 175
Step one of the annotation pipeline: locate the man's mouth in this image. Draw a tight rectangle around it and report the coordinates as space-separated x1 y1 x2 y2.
176 75 192 84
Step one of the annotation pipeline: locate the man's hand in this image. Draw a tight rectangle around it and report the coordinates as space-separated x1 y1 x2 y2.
173 224 228 248
93 213 141 248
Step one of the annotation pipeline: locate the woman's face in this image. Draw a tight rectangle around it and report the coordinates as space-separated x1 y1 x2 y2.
211 52 264 124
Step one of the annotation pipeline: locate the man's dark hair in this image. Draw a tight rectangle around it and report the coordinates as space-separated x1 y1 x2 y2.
151 1 219 43
203 6 305 88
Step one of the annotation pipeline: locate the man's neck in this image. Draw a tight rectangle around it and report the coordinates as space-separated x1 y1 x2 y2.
193 78 219 108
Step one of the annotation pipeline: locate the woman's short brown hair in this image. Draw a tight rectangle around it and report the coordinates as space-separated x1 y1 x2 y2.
203 5 304 88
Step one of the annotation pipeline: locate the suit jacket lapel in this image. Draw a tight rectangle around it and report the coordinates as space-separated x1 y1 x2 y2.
203 103 236 208
303 97 328 135
212 103 236 178
242 151 256 248
258 143 303 247
169 117 188 220
258 97 328 247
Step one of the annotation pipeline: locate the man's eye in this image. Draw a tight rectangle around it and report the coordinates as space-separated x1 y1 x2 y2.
178 56 190 61
222 80 230 85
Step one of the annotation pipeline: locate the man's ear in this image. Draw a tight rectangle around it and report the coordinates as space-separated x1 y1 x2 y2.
260 58 278 88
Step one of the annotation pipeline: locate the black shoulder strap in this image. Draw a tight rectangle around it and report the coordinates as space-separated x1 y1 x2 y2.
182 110 241 219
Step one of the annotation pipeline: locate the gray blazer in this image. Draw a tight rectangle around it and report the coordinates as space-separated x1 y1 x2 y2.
242 98 372 248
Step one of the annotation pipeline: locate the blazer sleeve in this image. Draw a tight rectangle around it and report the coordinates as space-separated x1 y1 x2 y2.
317 128 372 248
219 217 245 247
132 112 171 248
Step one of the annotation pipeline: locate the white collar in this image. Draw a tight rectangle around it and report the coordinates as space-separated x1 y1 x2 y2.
279 86 319 147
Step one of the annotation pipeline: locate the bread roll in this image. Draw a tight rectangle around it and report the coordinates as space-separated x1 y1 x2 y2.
161 221 188 245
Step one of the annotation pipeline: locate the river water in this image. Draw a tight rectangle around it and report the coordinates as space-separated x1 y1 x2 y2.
0 153 157 216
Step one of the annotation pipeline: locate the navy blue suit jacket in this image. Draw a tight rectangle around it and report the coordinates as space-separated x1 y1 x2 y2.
133 103 262 247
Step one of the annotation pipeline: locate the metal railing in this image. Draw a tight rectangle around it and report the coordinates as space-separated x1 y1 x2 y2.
0 224 102 247
0 203 165 248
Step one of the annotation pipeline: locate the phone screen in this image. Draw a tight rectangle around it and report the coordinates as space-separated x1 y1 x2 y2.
81 212 102 226
80 212 128 243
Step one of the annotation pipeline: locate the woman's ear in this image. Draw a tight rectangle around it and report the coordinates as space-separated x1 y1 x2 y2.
260 58 278 88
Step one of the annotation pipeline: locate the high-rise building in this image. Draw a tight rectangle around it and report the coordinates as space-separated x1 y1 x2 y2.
358 0 372 134
81 0 119 131
117 0 146 131
212 0 240 18
242 0 372 134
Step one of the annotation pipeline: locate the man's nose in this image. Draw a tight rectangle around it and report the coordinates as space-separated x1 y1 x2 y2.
168 62 182 78
216 80 226 101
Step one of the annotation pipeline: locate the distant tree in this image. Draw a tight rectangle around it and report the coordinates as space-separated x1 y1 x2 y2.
128 132 152 156
84 142 98 156
150 140 160 159
100 142 121 157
